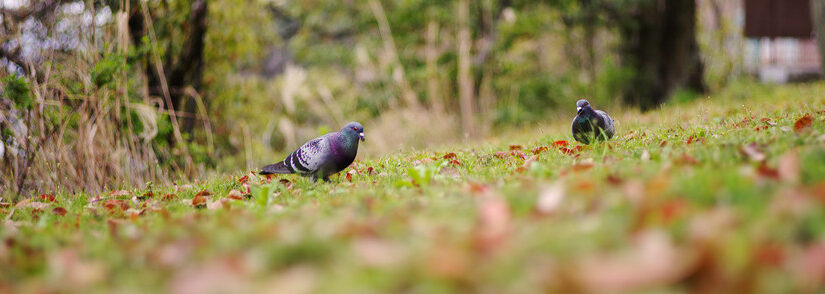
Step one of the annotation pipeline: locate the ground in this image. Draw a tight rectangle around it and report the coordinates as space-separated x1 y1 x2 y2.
2 82 825 293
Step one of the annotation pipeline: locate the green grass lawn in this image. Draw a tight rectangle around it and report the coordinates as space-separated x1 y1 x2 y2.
3 82 825 293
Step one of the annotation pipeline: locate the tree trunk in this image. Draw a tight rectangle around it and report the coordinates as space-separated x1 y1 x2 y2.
813 0 825 76
457 0 476 135
619 0 707 110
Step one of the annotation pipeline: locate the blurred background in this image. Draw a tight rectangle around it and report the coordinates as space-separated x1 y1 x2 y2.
1 0 824 195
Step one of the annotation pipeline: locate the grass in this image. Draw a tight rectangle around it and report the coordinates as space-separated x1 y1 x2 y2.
2 81 825 293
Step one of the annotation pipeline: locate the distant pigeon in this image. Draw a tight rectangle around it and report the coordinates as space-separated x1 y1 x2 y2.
261 122 365 182
571 99 614 144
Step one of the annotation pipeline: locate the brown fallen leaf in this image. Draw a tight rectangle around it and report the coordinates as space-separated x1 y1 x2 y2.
279 179 293 189
570 162 594 172
757 164 780 179
195 190 213 197
531 146 549 155
674 153 699 166
442 152 457 160
52 207 68 216
794 113 813 133
162 193 178 201
238 175 249 184
509 144 523 150
191 196 207 208
448 159 463 167
493 151 509 159
740 143 766 162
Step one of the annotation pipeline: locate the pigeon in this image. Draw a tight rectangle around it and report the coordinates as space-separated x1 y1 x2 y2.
260 122 365 182
571 99 614 144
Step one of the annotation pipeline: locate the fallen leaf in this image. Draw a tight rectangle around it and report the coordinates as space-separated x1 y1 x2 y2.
238 175 249 184
15 199 50 210
102 199 129 213
552 140 569 148
448 160 463 167
52 207 68 216
346 169 357 182
195 190 213 197
442 152 457 160
227 190 244 200
191 196 207 208
162 194 178 201
531 146 549 155
279 179 293 188
660 140 668 147
536 182 565 215
794 113 813 133
509 145 523 150
126 208 145 220
522 155 538 169
414 158 436 165
674 153 699 166
757 164 780 179
753 242 785 267
40 194 56 202
493 151 509 159
741 143 766 162
510 150 527 160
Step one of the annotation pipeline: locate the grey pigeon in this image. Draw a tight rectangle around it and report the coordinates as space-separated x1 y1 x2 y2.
260 122 365 182
571 99 614 144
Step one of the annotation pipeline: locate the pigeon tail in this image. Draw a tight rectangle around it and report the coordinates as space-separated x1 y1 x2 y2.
260 162 292 175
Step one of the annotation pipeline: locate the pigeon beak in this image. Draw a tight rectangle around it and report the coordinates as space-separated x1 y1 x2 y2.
359 132 365 142
576 107 582 114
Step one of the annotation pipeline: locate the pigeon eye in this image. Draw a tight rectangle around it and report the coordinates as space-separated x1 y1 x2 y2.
352 127 357 131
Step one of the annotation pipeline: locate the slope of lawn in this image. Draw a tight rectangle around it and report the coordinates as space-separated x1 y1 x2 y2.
3 82 825 293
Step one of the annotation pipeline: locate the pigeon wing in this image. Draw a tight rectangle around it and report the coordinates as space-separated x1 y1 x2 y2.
595 110 615 139
285 134 332 175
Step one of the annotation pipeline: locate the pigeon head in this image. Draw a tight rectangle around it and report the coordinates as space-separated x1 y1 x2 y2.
576 99 592 115
341 121 365 142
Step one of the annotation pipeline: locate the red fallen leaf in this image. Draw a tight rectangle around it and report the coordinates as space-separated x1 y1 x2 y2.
686 135 705 145
162 193 178 201
761 117 777 125
660 141 668 147
794 113 813 133
754 242 785 267
126 208 145 220
570 162 594 172
226 190 245 200
191 195 207 207
238 175 249 184
40 194 56 202
279 179 293 188
531 146 549 155
449 160 463 167
757 164 780 179
264 174 275 180
552 140 569 148
52 207 67 216
443 152 457 160
510 150 527 160
474 193 511 255
741 143 766 162
559 146 584 155
493 151 509 159
674 153 699 166
195 190 213 197
365 166 375 175
346 169 356 182
509 145 523 150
